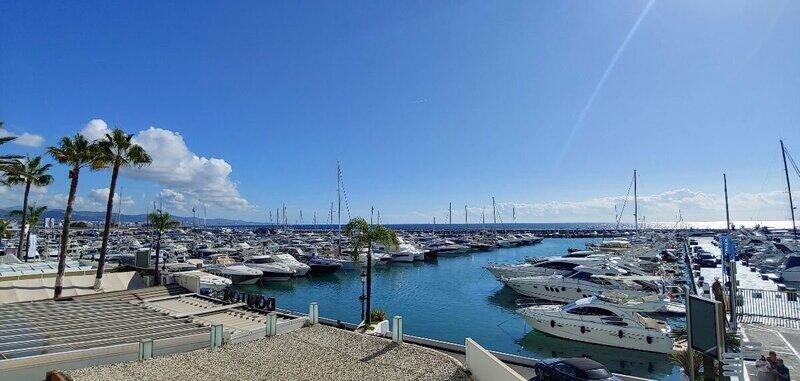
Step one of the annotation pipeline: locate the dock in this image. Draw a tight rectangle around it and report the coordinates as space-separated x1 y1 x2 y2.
687 235 800 380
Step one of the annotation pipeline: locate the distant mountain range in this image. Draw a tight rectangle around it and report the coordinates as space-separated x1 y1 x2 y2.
0 208 262 226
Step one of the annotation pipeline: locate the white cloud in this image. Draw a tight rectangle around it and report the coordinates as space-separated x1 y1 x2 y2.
80 119 110 141
79 120 252 213
0 128 44 147
158 188 187 211
88 188 135 209
408 188 799 224
0 185 136 214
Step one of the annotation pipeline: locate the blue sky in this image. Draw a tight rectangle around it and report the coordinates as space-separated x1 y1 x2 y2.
1 0 799 224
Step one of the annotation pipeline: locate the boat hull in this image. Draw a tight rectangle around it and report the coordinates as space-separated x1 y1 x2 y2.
522 314 673 354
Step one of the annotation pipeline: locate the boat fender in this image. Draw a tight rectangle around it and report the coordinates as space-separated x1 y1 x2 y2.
576 288 581 293
551 320 556 328
232 292 242 303
646 336 653 344
222 289 231 301
618 330 624 339
561 287 566 291
246 294 255 306
580 326 586 334
266 297 276 311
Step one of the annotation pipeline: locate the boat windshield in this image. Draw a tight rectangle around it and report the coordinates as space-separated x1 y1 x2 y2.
250 257 276 264
566 306 617 317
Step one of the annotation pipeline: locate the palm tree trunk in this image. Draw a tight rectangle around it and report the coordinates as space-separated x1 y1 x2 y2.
18 182 30 260
365 241 372 326
25 226 32 260
94 163 119 289
154 229 162 286
54 167 80 299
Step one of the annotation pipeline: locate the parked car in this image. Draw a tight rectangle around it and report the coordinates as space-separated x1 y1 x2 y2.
693 252 717 267
532 358 620 381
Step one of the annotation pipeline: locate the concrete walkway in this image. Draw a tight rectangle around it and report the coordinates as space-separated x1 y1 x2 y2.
741 323 800 380
65 324 469 381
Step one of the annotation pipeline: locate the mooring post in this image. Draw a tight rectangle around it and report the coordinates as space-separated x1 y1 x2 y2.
309 302 319 325
266 312 278 336
138 339 153 360
210 324 223 348
392 316 403 343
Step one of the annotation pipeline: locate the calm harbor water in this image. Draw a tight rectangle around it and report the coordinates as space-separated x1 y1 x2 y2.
236 238 681 380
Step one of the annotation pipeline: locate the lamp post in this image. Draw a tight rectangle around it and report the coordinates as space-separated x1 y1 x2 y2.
359 270 367 324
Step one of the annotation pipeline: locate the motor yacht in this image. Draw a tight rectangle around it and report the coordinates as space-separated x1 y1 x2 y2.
172 270 232 295
242 255 295 281
272 253 311 276
485 257 606 279
305 257 342 275
502 268 662 303
517 296 674 353
204 254 262 284
204 264 263 285
597 291 685 315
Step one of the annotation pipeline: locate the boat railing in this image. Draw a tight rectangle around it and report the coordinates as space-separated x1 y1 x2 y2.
515 298 547 307
736 288 800 321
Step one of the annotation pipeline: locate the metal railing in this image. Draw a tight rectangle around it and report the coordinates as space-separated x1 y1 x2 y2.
736 288 800 320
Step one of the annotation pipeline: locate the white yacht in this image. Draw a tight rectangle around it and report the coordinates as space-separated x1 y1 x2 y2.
204 254 263 285
272 253 311 276
243 255 295 281
502 269 661 303
204 264 263 285
172 270 232 294
597 291 685 314
375 237 425 263
485 257 607 279
517 296 674 353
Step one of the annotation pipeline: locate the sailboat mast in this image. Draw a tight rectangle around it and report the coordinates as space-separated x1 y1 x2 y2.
781 140 798 238
724 174 731 233
449 202 452 226
492 197 496 224
337 161 342 256
465 205 468 226
633 170 638 231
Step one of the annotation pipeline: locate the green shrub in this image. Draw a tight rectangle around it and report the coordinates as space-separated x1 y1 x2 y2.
370 308 387 322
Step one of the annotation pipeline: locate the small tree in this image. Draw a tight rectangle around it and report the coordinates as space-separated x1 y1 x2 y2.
0 219 10 246
148 209 172 285
9 205 47 258
344 217 399 326
4 156 53 260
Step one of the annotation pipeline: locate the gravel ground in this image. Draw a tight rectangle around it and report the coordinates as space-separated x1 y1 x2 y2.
65 324 470 381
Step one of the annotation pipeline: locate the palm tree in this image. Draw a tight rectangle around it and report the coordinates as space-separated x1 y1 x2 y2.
344 217 399 327
0 219 11 247
48 134 98 299
91 128 151 289
148 209 173 286
0 121 23 166
9 204 47 259
4 156 53 260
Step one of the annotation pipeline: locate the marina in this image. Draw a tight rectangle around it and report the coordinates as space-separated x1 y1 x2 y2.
2 2 800 379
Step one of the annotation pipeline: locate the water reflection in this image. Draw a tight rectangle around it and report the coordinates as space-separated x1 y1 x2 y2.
487 286 520 311
516 330 675 379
